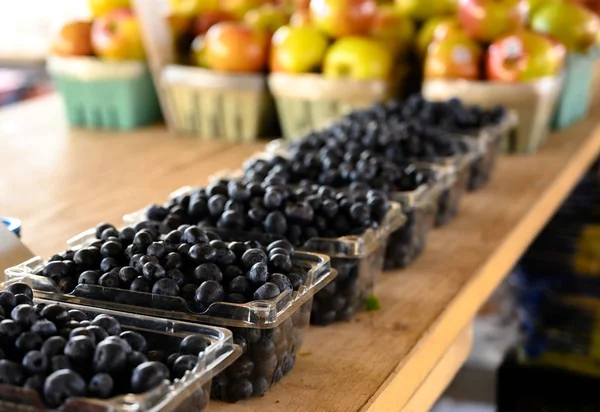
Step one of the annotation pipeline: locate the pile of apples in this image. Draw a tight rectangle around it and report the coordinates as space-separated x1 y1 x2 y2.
167 0 422 80
52 0 145 61
422 0 600 82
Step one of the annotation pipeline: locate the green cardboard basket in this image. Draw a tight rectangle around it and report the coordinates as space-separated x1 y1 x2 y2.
47 57 161 130
552 49 600 130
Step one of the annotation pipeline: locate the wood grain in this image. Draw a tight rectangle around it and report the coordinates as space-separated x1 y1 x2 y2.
2 94 600 412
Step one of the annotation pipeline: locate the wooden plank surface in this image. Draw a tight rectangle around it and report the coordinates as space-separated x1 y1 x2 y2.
2 94 600 412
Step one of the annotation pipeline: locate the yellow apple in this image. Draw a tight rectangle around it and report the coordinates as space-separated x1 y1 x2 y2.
244 4 290 33
270 25 329 72
91 9 145 60
416 16 462 57
88 0 130 17
323 36 393 80
395 0 457 21
221 0 267 19
168 0 219 17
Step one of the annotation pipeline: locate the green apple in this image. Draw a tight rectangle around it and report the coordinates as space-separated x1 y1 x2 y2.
531 1 600 53
395 0 457 21
270 25 329 72
416 16 462 57
309 0 377 38
323 36 393 80
370 5 415 59
244 4 290 33
424 32 482 80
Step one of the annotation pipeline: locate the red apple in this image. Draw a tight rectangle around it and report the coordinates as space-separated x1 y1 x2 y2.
424 32 482 80
531 1 600 53
309 0 377 38
203 22 269 72
52 20 94 57
370 5 415 59
486 30 566 82
91 8 145 61
192 10 236 36
290 9 311 26
572 0 600 16
458 0 529 43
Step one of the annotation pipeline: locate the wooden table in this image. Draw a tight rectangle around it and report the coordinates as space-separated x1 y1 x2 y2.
2 94 600 412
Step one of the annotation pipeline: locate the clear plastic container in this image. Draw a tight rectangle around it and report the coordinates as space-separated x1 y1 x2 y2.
384 177 442 269
0 293 240 411
124 188 405 326
6 244 335 402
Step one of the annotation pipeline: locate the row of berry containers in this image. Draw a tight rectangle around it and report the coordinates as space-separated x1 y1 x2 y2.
123 188 405 326
5 227 336 403
0 288 240 411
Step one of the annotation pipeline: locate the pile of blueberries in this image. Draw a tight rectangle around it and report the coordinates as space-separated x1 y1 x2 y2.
0 283 211 409
39 223 310 312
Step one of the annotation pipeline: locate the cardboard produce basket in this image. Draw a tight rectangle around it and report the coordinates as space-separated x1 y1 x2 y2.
553 50 600 130
268 72 403 141
161 65 275 142
423 76 564 154
47 56 161 130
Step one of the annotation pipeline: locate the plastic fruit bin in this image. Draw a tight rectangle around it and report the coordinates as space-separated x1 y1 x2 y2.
553 50 600 130
423 76 564 154
5 240 334 402
124 189 405 326
47 56 161 130
384 173 442 270
268 71 403 141
161 65 275 142
0 293 240 411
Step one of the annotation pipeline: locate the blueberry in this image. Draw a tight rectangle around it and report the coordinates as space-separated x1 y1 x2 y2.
42 336 66 357
67 310 88 322
193 263 223 283
99 257 119 273
152 278 180 297
223 265 244 282
268 247 291 258
208 194 227 217
74 247 101 268
172 354 198 379
183 227 209 245
41 304 70 327
321 199 339 218
88 373 113 398
118 266 139 285
252 376 269 396
164 230 183 245
119 331 148 354
22 350 48 374
100 241 122 259
248 262 269 284
129 277 151 294
263 189 283 209
98 272 120 288
228 379 253 401
119 227 136 245
44 369 87 408
31 320 58 338
269 274 293 293
0 319 21 343
225 242 245 258
218 210 245 230
189 244 217 264
227 356 254 380
245 240 263 250
194 281 224 307
69 327 97 344
85 326 108 344
91 314 121 336
95 223 116 239
0 360 25 386
226 293 248 303
287 273 304 290
14 294 33 306
128 351 148 369
0 292 17 314
142 262 166 282
267 240 295 255
11 304 38 326
269 254 293 273
43 261 69 280
94 340 127 373
253 283 281 301
16 331 43 352
164 252 183 270
65 335 95 361
229 276 252 296
147 242 166 259
133 231 153 251
6 283 33 299
241 249 268 269
264 211 288 235
24 374 45 393
180 335 210 356
214 248 237 267
181 284 198 302
131 362 170 394
146 204 169 221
